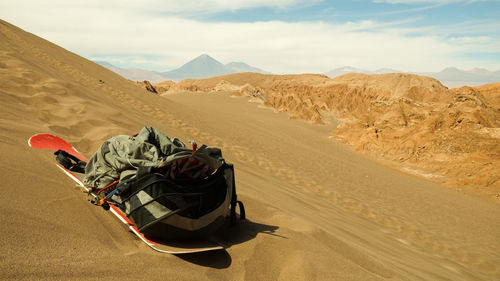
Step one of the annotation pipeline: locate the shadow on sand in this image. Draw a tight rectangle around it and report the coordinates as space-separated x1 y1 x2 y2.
176 218 283 268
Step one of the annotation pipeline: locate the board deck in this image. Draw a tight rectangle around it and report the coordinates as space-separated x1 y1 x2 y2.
29 133 225 254
29 133 88 161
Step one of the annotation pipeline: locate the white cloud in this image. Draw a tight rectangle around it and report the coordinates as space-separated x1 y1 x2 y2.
0 0 310 17
448 36 492 44
0 0 498 73
373 0 489 3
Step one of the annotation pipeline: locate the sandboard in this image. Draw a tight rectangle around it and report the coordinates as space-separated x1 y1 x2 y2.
28 133 225 254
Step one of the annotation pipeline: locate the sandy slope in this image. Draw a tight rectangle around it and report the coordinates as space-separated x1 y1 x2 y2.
1 19 500 280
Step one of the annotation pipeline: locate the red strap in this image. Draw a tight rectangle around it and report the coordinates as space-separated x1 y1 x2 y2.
96 180 119 195
192 142 198 155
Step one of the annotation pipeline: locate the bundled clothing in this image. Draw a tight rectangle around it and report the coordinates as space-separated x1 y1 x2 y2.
83 126 223 189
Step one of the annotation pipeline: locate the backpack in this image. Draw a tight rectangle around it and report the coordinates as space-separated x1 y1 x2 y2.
106 157 245 240
56 127 245 240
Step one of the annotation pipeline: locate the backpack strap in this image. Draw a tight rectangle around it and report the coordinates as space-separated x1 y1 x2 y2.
229 164 246 226
54 149 87 173
237 200 246 220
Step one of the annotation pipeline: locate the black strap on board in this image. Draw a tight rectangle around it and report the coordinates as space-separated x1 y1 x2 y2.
54 149 87 174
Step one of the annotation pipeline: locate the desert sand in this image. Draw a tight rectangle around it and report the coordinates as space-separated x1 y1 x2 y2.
1 19 499 280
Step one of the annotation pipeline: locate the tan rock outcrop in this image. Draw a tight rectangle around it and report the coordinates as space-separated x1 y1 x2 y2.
157 73 500 197
132 80 158 94
154 80 175 94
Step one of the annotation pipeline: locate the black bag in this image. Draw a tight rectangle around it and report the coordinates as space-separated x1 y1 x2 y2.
108 163 245 240
54 128 246 241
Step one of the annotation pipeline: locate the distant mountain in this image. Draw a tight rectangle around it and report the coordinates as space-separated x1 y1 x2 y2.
375 68 401 74
326 66 500 88
160 54 230 80
96 55 269 82
325 66 401 78
95 61 166 83
95 61 115 68
419 67 500 87
225 61 270 74
468 67 492 76
161 54 269 81
325 66 366 77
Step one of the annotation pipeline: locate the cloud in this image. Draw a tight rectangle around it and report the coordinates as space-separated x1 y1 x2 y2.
0 0 312 17
1 0 498 73
448 36 492 44
373 0 488 3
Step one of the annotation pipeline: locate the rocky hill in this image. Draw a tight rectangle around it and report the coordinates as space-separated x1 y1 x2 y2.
154 73 500 197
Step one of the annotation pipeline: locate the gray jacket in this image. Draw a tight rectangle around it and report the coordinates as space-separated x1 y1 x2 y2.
83 126 222 189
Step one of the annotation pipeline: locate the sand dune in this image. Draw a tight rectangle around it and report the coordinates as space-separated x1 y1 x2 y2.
1 19 500 280
156 72 500 199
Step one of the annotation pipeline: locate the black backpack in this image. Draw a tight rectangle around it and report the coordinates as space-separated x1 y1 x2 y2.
55 147 245 240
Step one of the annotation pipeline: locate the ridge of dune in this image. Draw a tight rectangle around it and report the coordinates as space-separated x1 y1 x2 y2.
156 73 500 198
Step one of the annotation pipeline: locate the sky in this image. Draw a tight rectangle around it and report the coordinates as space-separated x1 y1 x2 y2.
1 0 499 73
